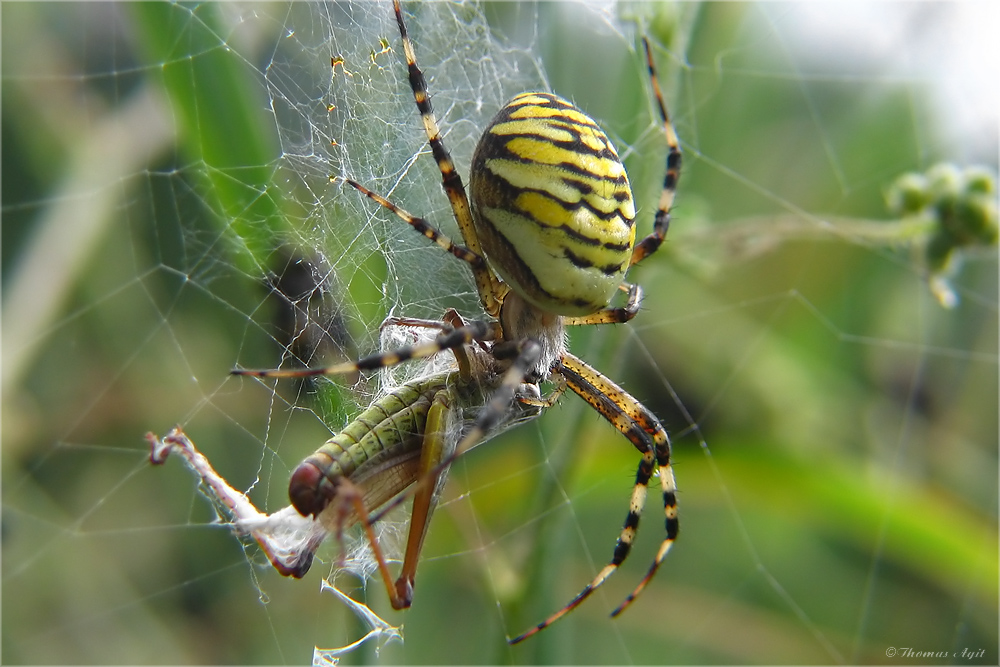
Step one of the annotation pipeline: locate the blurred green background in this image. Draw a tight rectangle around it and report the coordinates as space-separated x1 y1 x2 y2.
3 2 997 664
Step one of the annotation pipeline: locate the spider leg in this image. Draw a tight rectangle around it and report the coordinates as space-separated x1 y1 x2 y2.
561 352 678 610
563 282 643 326
630 36 682 268
508 351 678 645
384 309 479 379
232 320 499 378
343 177 486 270
563 41 679 325
380 312 460 334
392 0 504 317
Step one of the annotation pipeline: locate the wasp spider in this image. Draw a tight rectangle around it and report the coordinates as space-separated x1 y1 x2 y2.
233 0 682 644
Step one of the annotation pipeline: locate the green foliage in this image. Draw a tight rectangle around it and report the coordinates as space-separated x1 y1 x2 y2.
887 164 998 307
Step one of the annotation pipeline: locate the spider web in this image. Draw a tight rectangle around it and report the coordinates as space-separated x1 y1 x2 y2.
3 2 997 665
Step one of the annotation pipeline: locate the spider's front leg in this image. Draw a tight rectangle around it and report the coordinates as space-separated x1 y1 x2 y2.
231 318 499 379
507 351 678 645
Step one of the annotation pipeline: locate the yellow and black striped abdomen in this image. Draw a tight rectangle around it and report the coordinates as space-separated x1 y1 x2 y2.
470 92 636 316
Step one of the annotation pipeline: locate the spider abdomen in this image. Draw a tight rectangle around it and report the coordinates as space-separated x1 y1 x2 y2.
470 92 636 317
